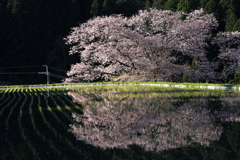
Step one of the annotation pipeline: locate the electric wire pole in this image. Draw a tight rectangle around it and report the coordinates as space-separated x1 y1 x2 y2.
38 65 50 84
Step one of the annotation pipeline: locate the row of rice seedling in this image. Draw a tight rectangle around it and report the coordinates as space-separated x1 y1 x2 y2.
53 93 75 122
38 101 70 158
34 92 67 157
0 87 88 159
18 91 41 160
36 88 85 158
3 90 31 159
49 91 89 154
0 90 15 116
0 90 5 101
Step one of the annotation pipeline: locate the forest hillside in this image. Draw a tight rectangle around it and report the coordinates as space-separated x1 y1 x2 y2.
0 0 240 84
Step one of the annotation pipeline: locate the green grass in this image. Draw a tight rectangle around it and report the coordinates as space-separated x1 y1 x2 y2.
1 81 240 92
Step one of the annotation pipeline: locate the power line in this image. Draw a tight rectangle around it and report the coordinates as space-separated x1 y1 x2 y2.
0 65 68 73
48 66 67 73
0 65 68 84
0 72 39 74
49 73 67 79
0 65 42 69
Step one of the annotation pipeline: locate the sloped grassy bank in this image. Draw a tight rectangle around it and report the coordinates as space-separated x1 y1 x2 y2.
1 82 240 91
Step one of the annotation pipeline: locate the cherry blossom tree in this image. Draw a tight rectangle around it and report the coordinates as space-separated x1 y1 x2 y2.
211 31 240 82
64 15 135 82
64 8 240 83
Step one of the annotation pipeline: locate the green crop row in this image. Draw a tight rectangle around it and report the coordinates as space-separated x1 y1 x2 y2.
0 87 87 159
1 82 240 91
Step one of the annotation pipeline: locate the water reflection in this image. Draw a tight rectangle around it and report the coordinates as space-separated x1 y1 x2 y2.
68 87 240 152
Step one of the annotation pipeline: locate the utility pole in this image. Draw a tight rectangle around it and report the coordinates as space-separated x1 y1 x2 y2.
38 65 50 84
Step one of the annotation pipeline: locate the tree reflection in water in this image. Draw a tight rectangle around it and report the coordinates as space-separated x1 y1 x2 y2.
68 86 240 152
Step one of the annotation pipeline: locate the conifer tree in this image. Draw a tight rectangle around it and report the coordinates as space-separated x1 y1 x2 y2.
225 3 237 31
68 1 84 28
200 0 209 8
177 0 199 12
233 19 240 31
7 0 22 14
152 0 167 9
144 0 152 10
219 0 230 10
115 0 138 16
177 0 191 12
232 0 240 19
91 0 101 17
102 0 113 15
164 0 179 11
204 0 217 14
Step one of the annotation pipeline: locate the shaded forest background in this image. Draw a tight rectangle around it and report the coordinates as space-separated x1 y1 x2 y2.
1 0 240 84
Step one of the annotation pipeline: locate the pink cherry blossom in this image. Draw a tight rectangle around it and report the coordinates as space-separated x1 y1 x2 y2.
65 9 240 83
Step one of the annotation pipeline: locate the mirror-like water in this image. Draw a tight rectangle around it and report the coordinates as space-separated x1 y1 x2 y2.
0 85 240 160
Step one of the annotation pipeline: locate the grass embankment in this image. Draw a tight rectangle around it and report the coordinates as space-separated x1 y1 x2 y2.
0 82 240 91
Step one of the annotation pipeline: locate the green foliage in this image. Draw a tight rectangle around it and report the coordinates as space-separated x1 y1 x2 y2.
177 0 191 12
233 19 240 31
144 0 152 10
164 0 179 11
176 0 199 12
204 0 217 14
181 74 189 82
152 0 167 9
200 0 209 8
219 0 230 11
229 73 240 84
7 0 22 14
191 57 198 70
91 0 102 17
225 4 237 31
102 0 113 15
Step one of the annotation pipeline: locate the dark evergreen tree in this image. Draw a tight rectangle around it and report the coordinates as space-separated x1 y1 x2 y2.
115 0 138 16
0 0 12 67
144 0 152 10
177 0 191 12
134 0 146 10
68 0 84 26
77 0 93 20
233 19 240 31
219 0 230 11
225 3 237 31
164 0 179 11
200 0 208 8
102 0 114 15
177 0 199 12
152 0 166 9
204 0 217 13
232 0 240 19
7 0 22 14
90 0 102 17
1 0 88 84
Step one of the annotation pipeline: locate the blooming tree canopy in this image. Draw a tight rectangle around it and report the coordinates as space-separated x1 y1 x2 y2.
65 8 240 83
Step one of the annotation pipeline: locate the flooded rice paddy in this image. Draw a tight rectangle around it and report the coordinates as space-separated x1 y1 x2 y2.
0 85 240 160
